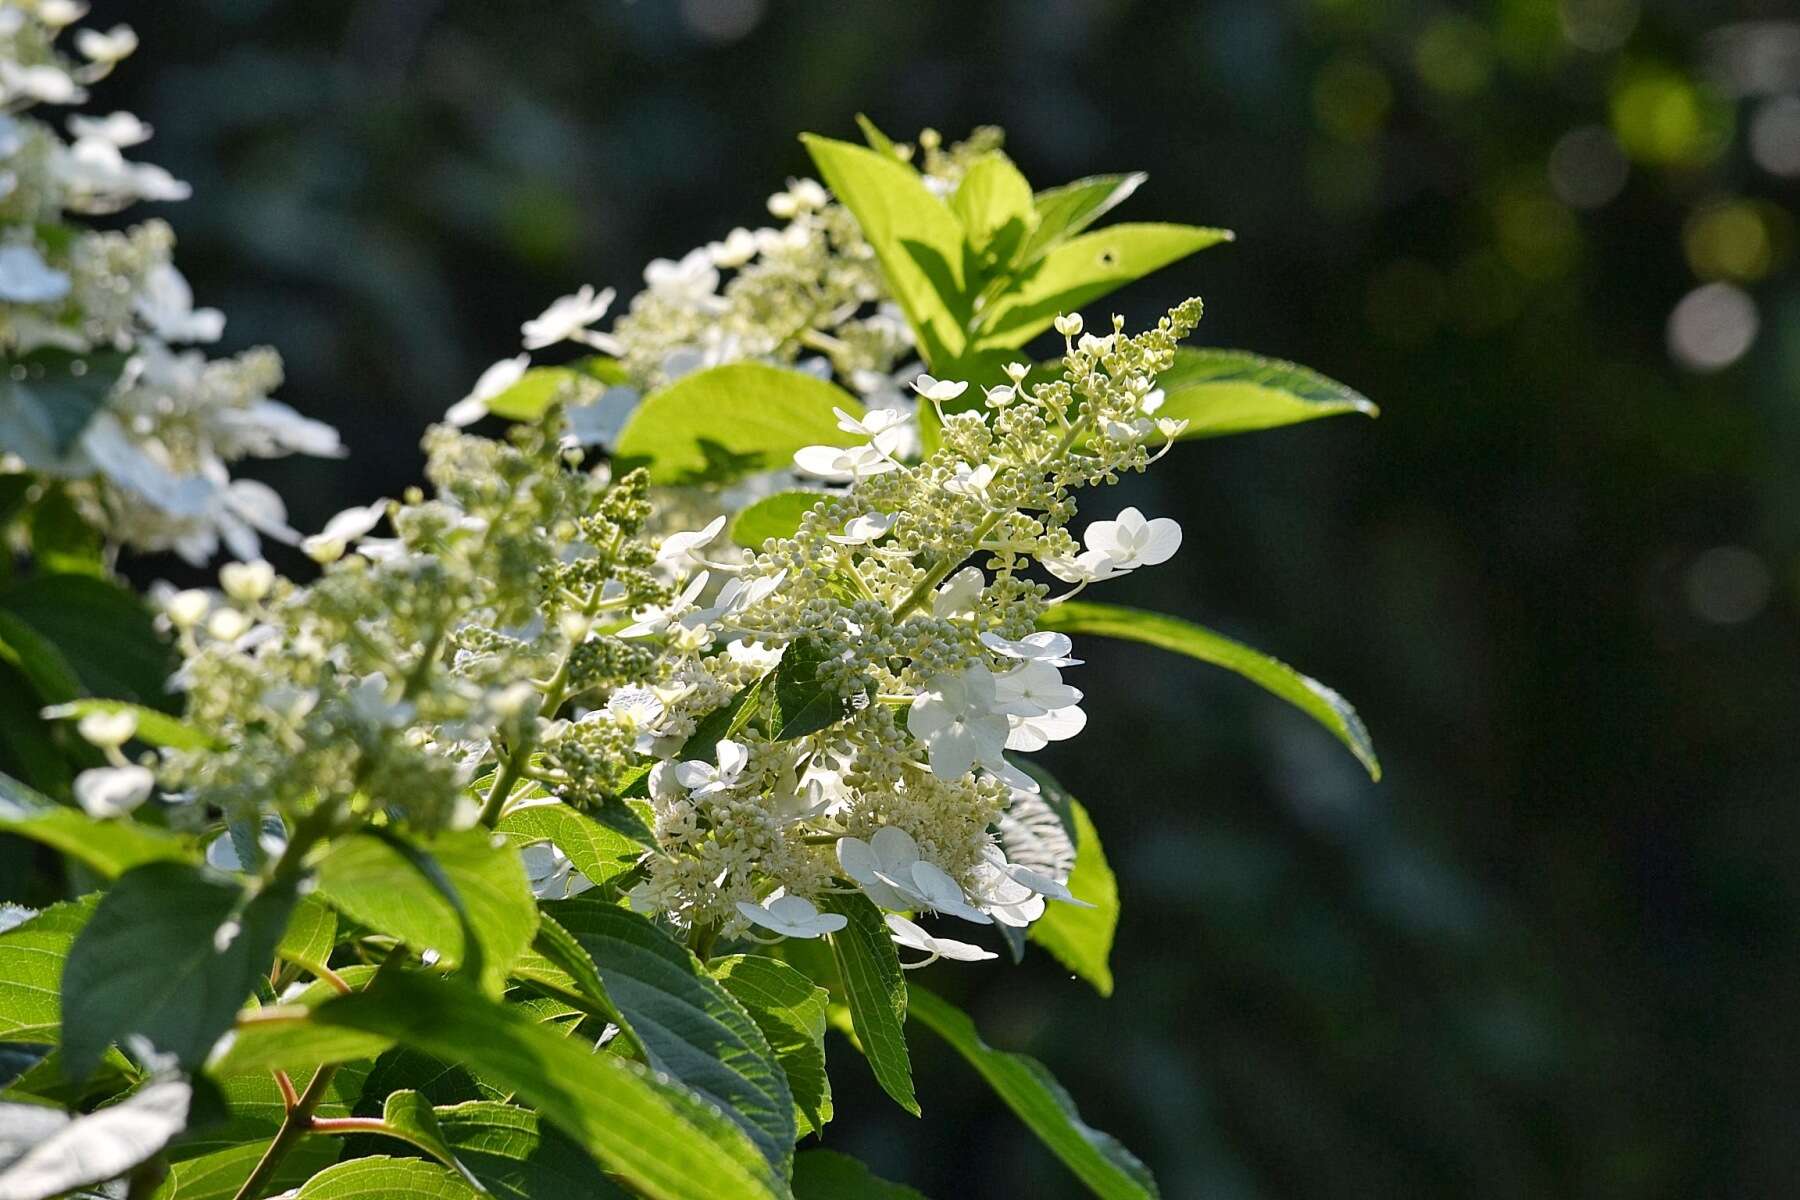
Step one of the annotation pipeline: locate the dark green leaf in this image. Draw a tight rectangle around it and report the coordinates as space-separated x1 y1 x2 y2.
728 490 827 549
771 635 854 741
153 1138 339 1200
816 892 916 1115
712 954 832 1137
612 363 864 486
377 1090 489 1192
0 348 130 457
543 898 795 1172
802 134 970 367
1154 347 1377 439
908 986 1159 1199
1039 600 1380 779
314 828 539 994
60 863 296 1077
0 610 82 703
793 1149 929 1199
0 573 175 708
310 971 787 1200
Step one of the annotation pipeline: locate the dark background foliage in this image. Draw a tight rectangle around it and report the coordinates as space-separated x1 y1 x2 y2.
72 0 1800 1194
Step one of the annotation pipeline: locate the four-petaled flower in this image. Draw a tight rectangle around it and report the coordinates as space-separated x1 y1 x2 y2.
675 739 750 797
521 284 616 350
908 666 1009 779
885 914 997 963
736 893 847 939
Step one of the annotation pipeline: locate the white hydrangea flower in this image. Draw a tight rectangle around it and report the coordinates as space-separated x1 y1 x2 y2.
885 914 996 963
74 764 154 818
674 739 749 797
908 666 1009 779
979 630 1082 667
520 842 597 900
735 893 846 939
0 244 71 302
446 354 529 427
520 284 616 351
1081 507 1182 571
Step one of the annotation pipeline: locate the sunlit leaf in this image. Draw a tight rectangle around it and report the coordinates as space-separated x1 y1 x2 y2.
712 954 833 1137
816 892 916 1116
1018 173 1146 266
1154 347 1377 439
728 490 827 549
613 363 863 486
0 894 96 1044
293 1157 478 1199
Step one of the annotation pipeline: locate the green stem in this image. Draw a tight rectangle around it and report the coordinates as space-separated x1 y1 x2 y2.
478 588 602 828
230 1064 339 1200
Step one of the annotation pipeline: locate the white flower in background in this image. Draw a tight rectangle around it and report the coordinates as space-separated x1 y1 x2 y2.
656 515 726 568
0 904 36 935
725 638 785 672
520 842 597 900
218 559 275 605
674 739 749 797
68 109 152 146
445 354 529 427
643 248 720 307
563 385 640 448
1081 507 1182 571
74 765 154 818
75 709 136 749
520 284 615 350
74 24 137 63
706 226 759 268
735 892 846 939
1040 547 1129 585
828 512 895 545
979 630 1082 667
0 244 71 302
301 500 387 564
908 666 1009 779
885 914 997 964
834 406 911 441
135 263 224 342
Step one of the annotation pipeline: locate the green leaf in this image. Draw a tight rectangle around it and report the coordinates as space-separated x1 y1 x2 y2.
293 1157 479 1200
1018 174 1146 267
853 113 897 157
0 773 193 878
907 986 1159 1200
0 610 82 703
39 700 217 751
816 892 916 1116
712 954 833 1137
728 490 827 549
377 1090 489 1193
430 1101 630 1200
483 357 623 422
24 485 104 577
543 898 795 1173
310 971 788 1200
1019 772 1119 997
771 634 854 741
0 1075 190 1200
314 828 539 993
0 573 174 708
496 803 642 894
612 362 863 486
0 894 96 1044
1154 347 1377 439
1040 601 1379 780
802 134 970 367
976 223 1232 350
950 151 1035 262
0 348 130 457
793 1149 929 1199
275 894 338 976
205 1005 392 1078
153 1138 339 1200
61 863 297 1077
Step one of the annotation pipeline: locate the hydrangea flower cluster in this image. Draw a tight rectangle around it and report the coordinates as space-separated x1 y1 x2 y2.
0 4 340 562
135 285 1198 968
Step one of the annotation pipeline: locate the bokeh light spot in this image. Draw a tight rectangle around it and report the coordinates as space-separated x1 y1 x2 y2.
1548 124 1629 208
1666 282 1759 371
1684 545 1772 624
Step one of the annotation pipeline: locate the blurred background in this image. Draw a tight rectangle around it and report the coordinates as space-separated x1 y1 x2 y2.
77 0 1800 1195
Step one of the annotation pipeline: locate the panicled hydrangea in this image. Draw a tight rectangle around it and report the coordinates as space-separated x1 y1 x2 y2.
125 274 1199 968
0 9 340 562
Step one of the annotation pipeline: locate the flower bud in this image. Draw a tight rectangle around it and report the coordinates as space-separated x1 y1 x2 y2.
219 559 274 604
1053 312 1083 338
77 709 137 749
165 588 210 628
